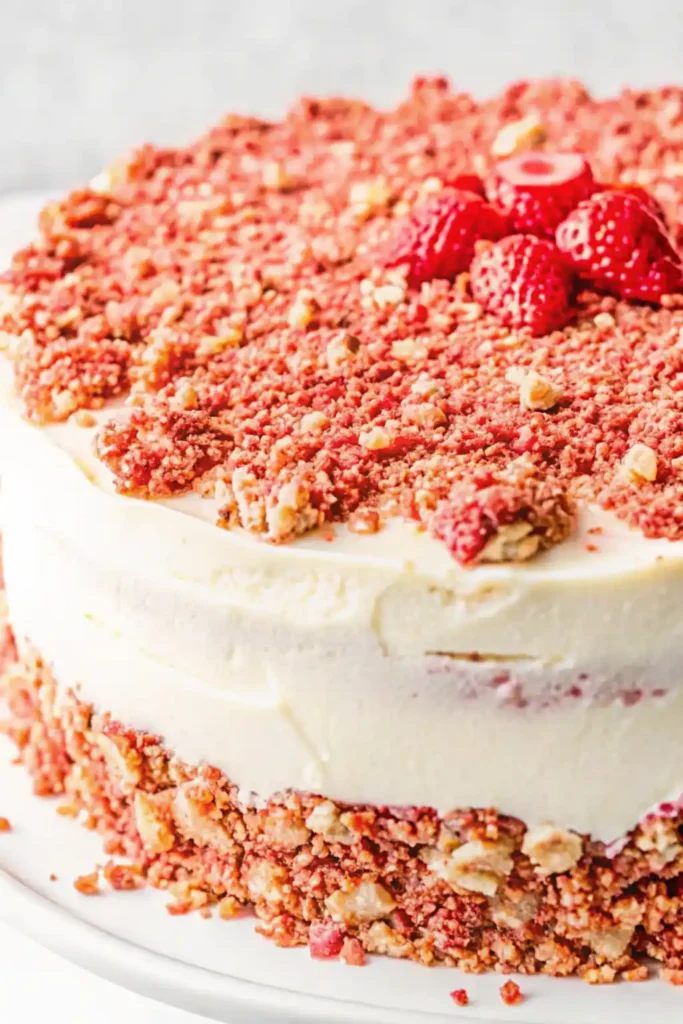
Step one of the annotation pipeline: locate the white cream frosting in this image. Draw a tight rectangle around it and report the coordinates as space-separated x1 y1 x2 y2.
2 365 683 840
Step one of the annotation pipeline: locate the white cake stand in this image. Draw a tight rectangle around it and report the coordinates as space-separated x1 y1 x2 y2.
1 744 682 1024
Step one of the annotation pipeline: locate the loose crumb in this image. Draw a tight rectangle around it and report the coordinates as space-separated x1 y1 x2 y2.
167 900 192 916
348 508 381 535
218 895 242 920
499 980 524 1006
74 409 97 428
340 937 367 966
622 966 649 982
73 871 100 895
450 988 470 1006
57 803 79 817
103 860 145 891
661 968 683 986
620 442 658 484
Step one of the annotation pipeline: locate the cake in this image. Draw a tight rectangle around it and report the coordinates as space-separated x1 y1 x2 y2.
2 76 683 984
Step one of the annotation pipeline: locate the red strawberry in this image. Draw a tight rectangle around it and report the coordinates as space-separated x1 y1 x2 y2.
470 234 574 335
446 173 485 196
383 188 508 286
556 190 683 303
485 152 596 239
605 183 666 225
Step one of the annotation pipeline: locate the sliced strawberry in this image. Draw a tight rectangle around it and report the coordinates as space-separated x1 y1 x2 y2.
383 188 508 286
485 152 596 238
556 190 683 303
470 234 574 335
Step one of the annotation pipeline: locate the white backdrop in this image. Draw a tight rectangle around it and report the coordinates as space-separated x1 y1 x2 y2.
1 0 683 192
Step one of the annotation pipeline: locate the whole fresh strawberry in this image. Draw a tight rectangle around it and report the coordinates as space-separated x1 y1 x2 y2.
556 190 683 303
485 152 596 239
470 234 574 335
383 188 508 286
609 184 667 225
446 173 486 196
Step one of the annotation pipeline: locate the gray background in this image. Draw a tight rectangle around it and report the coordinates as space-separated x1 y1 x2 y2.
1 0 682 194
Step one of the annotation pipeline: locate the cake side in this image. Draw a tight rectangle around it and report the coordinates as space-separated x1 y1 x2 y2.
3 625 683 983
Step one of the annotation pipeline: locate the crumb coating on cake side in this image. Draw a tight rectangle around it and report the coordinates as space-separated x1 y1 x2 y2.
1 79 683 553
2 614 683 984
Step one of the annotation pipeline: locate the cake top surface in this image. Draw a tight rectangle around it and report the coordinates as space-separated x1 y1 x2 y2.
3 77 683 559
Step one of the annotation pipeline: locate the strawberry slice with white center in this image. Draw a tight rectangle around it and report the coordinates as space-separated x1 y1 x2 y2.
485 152 597 239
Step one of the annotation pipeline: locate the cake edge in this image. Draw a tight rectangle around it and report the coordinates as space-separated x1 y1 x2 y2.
2 605 683 984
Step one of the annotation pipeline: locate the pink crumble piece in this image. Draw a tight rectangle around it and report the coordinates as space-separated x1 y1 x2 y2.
309 921 344 959
450 987 470 1006
340 937 367 967
430 466 575 566
430 478 500 564
499 980 524 1006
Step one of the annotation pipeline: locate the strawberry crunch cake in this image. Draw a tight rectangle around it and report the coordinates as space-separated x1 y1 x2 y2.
3 77 683 984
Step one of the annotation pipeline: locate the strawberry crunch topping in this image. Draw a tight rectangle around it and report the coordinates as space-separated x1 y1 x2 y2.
3 78 683 558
